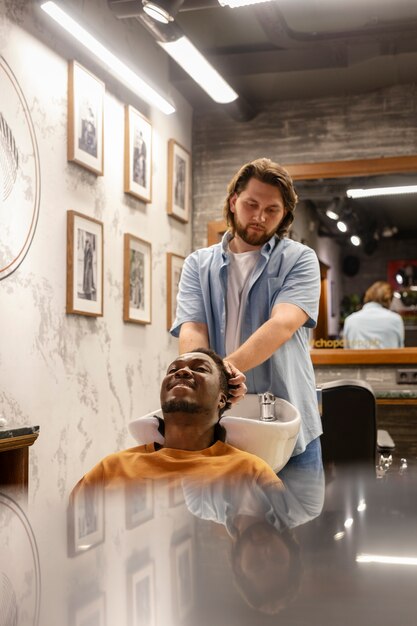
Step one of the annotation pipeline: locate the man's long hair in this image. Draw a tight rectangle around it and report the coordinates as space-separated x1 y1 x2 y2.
223 158 298 239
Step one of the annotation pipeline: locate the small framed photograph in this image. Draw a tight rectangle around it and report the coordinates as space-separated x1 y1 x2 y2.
124 105 152 203
123 234 152 324
66 211 103 317
128 562 156 626
68 60 104 175
172 537 194 621
167 139 191 223
68 482 105 557
125 480 154 529
166 253 185 330
71 593 106 626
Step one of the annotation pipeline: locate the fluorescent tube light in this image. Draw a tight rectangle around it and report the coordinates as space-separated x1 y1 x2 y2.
40 1 175 115
347 185 417 199
159 36 238 104
219 0 272 7
357 554 417 566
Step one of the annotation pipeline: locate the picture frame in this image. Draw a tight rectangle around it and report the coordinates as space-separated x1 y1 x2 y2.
166 253 185 330
123 234 152 324
68 60 104 175
66 210 104 317
124 105 152 203
71 593 106 626
67 482 105 557
125 480 154 529
171 537 194 621
167 139 191 223
128 562 156 626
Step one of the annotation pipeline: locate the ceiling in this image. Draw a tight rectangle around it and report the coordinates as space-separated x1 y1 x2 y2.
108 0 417 241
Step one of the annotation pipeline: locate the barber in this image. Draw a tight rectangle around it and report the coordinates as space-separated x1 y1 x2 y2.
170 158 322 470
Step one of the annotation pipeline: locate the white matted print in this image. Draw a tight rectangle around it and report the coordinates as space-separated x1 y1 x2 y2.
167 140 191 223
166 253 185 330
72 593 106 626
128 562 156 626
68 482 105 557
171 537 194 621
125 480 154 529
66 211 103 317
124 105 152 203
68 61 104 175
123 234 152 324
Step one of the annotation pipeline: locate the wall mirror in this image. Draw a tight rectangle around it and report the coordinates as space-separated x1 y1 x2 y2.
207 155 417 359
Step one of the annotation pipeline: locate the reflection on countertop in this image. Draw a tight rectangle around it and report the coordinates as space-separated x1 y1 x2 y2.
3 458 417 625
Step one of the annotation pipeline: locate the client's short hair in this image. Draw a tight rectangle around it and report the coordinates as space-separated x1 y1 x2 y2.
364 281 393 308
190 347 233 416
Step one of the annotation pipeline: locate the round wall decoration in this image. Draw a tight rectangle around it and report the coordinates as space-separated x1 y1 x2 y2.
0 56 41 280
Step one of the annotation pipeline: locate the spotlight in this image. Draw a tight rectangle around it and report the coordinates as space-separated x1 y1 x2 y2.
337 221 347 233
142 1 184 23
350 235 361 246
326 209 339 220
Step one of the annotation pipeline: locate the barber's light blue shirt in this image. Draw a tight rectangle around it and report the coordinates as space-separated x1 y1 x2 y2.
170 232 322 456
343 302 405 349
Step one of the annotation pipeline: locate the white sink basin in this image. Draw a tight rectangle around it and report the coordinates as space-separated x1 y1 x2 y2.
129 394 300 472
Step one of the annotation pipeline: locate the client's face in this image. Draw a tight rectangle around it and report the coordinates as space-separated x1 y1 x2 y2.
160 352 225 417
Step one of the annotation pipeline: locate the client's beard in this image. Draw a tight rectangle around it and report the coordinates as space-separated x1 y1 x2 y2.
161 399 199 414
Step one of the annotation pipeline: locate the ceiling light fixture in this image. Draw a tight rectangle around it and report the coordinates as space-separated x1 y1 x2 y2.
337 220 348 233
219 0 273 7
142 1 184 24
159 36 238 103
357 554 417 566
40 1 175 115
326 209 339 220
347 184 417 199
350 235 361 246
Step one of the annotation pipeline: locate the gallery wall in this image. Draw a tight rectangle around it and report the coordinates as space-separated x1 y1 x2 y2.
0 2 193 620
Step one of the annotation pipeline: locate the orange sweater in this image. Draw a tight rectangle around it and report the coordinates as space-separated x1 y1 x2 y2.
74 441 281 491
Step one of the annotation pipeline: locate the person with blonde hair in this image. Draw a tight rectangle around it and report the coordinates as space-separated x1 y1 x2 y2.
343 281 404 349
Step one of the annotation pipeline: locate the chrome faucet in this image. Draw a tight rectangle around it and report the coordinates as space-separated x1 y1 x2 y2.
258 392 276 421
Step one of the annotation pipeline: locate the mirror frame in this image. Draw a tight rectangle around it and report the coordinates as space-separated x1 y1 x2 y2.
288 154 417 363
207 154 417 364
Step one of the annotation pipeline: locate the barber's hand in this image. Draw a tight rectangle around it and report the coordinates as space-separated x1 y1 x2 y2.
223 360 247 405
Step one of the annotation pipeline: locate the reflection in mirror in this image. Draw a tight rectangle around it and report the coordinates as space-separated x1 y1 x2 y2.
287 159 417 347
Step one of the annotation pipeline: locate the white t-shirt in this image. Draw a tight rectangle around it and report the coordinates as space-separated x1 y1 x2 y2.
225 249 260 354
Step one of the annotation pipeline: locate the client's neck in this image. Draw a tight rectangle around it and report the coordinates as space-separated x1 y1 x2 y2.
163 413 217 451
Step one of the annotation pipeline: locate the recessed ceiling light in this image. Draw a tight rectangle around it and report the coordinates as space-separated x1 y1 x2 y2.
143 2 172 24
337 220 348 233
350 235 361 246
326 209 339 220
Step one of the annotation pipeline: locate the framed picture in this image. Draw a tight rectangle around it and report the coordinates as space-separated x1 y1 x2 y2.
168 480 184 507
68 60 104 175
128 562 156 626
71 593 106 626
125 480 154 529
123 234 152 324
171 537 194 621
124 105 152 202
68 482 105 557
66 211 104 317
166 253 185 330
167 139 191 223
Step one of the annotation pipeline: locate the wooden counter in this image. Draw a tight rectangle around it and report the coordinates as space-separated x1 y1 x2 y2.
0 426 40 496
311 347 417 365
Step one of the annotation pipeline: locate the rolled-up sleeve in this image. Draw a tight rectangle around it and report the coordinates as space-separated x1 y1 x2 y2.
271 247 320 328
170 253 207 337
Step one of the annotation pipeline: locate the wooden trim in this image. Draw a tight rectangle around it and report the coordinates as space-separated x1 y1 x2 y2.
376 398 417 405
0 432 39 452
311 348 417 365
283 155 417 180
207 219 227 246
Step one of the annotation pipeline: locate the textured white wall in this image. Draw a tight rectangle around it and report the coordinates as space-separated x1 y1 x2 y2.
0 3 193 620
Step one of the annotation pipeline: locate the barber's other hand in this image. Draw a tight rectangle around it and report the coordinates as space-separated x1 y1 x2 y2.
223 360 247 405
